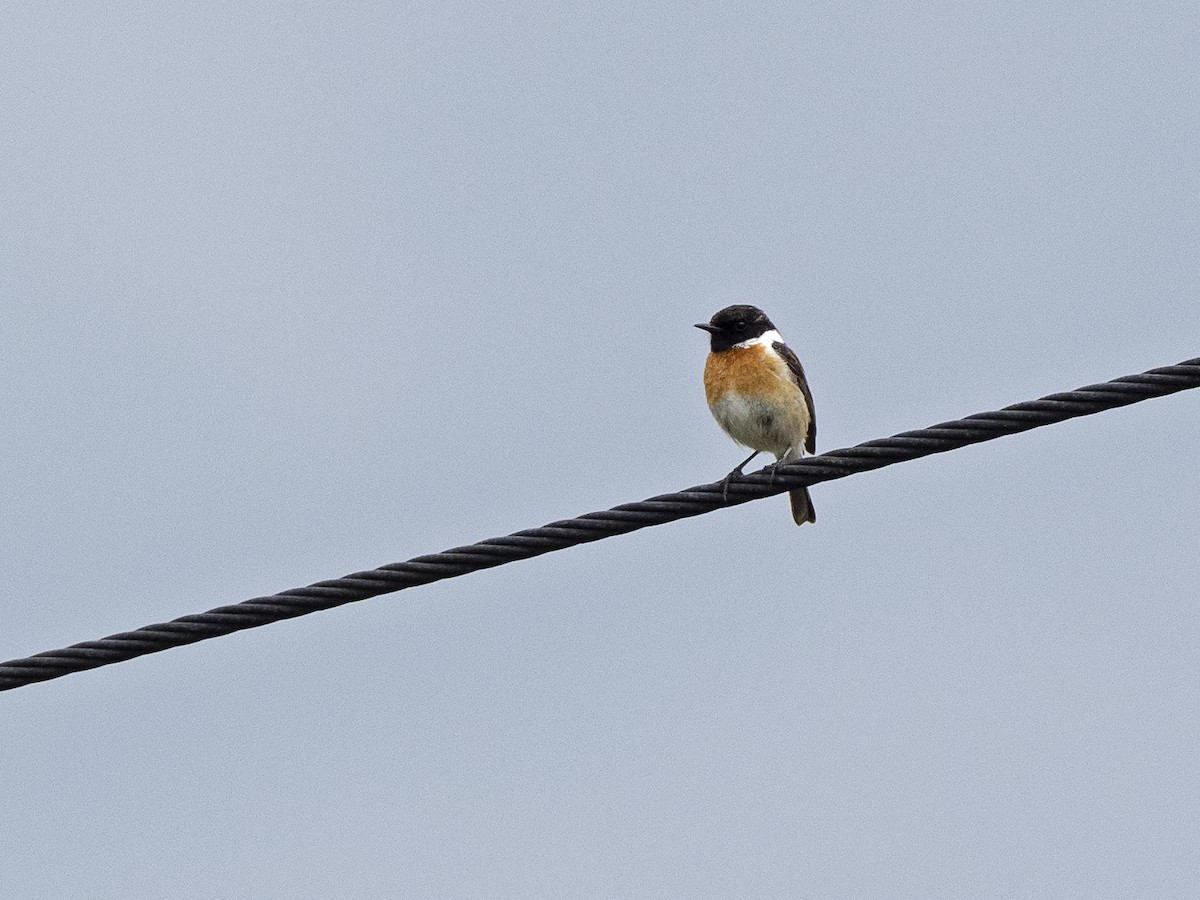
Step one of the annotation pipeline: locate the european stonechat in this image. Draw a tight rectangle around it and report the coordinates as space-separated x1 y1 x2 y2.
696 305 817 526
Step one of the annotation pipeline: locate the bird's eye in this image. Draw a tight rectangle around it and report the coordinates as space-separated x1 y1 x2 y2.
735 321 747 331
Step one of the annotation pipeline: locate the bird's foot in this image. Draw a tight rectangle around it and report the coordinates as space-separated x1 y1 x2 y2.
721 451 761 502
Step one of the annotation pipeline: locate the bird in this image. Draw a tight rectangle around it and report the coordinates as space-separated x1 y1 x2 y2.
695 305 817 526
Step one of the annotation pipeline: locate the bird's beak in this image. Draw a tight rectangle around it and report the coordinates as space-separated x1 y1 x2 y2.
694 323 720 334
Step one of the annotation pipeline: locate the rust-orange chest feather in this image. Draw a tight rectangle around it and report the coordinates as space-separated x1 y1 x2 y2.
703 343 789 405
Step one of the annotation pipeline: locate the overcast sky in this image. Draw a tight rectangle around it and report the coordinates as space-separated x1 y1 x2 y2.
3 2 1199 897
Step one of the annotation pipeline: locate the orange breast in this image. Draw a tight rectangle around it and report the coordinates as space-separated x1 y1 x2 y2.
703 344 785 403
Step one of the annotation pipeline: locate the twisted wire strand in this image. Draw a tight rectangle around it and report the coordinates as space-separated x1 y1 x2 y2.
2 357 1197 693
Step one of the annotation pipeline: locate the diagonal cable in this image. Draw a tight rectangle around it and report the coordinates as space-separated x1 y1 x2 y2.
1 357 1197 693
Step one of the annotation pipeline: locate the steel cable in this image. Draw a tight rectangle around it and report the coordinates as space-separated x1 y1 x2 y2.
1 357 1197 692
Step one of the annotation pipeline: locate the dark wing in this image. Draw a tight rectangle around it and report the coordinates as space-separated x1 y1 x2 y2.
773 341 816 454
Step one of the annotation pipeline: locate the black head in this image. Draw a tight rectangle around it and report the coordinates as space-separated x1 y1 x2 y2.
694 305 776 352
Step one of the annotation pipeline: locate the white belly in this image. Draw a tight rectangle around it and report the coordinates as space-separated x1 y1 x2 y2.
708 390 809 460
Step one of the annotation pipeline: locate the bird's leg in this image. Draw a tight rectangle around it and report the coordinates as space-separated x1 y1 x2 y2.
728 449 761 479
768 446 795 487
722 450 761 501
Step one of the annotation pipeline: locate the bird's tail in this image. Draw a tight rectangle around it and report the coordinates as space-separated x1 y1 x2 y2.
789 486 816 526
779 447 816 526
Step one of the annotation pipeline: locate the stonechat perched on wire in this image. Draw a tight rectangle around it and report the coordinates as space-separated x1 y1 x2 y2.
696 305 817 526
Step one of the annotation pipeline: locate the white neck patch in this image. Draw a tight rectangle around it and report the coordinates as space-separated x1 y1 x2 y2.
732 329 783 350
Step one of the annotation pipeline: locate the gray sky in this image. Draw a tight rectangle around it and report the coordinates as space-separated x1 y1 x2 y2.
3 2 1199 897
